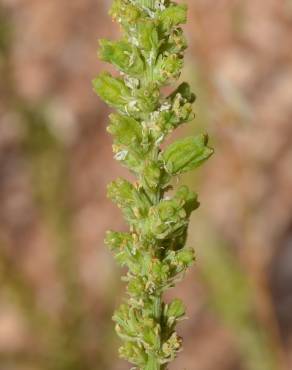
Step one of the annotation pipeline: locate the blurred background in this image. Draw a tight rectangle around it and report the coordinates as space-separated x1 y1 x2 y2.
0 0 292 369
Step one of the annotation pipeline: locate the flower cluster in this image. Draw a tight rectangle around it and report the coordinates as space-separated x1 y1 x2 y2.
93 1 213 369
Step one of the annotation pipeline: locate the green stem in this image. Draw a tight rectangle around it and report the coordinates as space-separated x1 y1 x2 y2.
137 0 155 9
145 296 162 370
145 355 161 370
153 295 162 320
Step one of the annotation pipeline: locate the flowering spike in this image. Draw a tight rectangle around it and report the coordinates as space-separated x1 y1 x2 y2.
93 1 213 368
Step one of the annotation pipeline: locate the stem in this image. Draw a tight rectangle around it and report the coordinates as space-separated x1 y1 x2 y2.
137 0 155 8
145 355 161 370
145 296 162 370
153 295 162 320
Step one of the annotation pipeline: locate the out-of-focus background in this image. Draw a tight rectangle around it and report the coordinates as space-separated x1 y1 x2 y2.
0 0 292 369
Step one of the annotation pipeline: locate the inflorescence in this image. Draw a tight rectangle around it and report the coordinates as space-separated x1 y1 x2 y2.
93 1 213 369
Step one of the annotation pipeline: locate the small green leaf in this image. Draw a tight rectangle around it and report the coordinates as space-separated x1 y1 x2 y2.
99 39 144 76
93 72 131 111
142 161 162 189
107 178 136 207
162 134 214 175
108 114 142 147
110 0 141 24
167 299 186 319
174 185 199 216
128 276 146 296
137 20 159 52
108 178 151 222
169 82 196 103
176 247 195 267
159 4 188 32
104 230 132 251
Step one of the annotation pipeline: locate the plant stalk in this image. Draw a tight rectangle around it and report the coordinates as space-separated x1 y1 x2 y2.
145 355 161 370
137 0 155 9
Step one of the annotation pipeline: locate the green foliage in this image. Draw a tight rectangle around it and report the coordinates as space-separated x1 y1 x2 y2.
93 1 213 368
